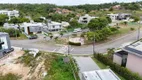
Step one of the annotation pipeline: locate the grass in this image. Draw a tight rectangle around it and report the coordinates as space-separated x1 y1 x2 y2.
0 73 20 80
92 57 126 80
44 54 75 80
92 58 108 69
10 33 27 40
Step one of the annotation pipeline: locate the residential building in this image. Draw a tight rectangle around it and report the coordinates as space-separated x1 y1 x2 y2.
53 8 72 14
82 69 120 80
3 23 19 29
43 21 62 32
113 41 142 76
107 13 131 21
21 22 44 35
0 10 19 19
112 5 121 10
0 32 11 58
78 14 98 24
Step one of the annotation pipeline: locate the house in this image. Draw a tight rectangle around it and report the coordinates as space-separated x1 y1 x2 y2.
21 22 44 35
113 41 142 76
3 23 19 29
0 10 19 19
82 69 120 80
107 13 131 21
0 32 12 58
43 21 62 32
112 5 121 10
78 14 98 24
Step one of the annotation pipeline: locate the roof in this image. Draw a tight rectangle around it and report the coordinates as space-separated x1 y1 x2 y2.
48 21 61 25
82 69 120 80
22 22 44 27
0 32 8 36
123 41 142 57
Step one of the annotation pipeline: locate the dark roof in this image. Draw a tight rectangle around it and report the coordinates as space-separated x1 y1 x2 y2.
115 50 128 57
124 46 142 55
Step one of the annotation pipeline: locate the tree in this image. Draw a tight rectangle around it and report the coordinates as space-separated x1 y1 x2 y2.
33 17 44 22
69 19 80 27
0 14 8 26
88 17 109 30
8 17 21 24
106 16 112 23
132 16 140 22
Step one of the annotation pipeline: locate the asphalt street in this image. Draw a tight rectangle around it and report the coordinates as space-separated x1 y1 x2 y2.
11 30 142 55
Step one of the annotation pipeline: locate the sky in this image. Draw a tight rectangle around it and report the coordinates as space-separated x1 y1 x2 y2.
0 0 142 5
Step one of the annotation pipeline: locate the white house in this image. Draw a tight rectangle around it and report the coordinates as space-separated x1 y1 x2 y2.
3 23 19 29
21 22 44 35
82 69 120 80
107 13 131 22
78 14 98 24
0 32 12 58
43 21 62 32
0 10 19 19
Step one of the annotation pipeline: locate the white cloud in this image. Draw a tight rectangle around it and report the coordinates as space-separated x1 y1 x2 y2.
0 0 141 5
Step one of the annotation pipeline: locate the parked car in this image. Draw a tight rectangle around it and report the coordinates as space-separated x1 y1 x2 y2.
73 28 82 33
28 34 38 39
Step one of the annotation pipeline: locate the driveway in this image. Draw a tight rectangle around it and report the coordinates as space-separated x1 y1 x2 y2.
74 57 100 80
74 57 100 72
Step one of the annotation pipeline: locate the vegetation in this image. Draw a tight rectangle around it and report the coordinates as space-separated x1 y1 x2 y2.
69 41 81 46
94 53 142 80
0 73 20 80
86 27 118 42
0 27 20 37
88 17 108 30
44 54 74 80
0 14 8 26
18 50 41 67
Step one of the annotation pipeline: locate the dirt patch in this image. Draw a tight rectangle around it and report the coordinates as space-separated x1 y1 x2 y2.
0 48 30 80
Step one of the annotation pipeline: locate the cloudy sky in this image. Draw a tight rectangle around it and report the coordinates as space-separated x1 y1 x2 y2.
0 0 141 5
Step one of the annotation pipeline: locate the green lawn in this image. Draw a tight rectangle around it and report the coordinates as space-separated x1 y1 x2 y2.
44 54 75 80
92 57 126 80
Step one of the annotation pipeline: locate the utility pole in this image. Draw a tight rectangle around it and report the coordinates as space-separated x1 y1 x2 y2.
93 35 95 54
68 36 70 55
137 19 141 40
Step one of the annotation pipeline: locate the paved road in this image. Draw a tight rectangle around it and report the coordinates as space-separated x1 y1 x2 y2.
11 30 142 55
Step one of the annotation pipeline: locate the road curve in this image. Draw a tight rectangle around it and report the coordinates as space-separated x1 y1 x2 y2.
11 30 142 55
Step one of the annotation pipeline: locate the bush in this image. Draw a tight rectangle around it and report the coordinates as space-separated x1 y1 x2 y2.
0 73 20 80
94 54 142 80
0 28 20 37
130 27 135 31
69 41 81 46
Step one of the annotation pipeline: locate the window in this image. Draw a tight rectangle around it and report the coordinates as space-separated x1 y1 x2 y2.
52 26 55 28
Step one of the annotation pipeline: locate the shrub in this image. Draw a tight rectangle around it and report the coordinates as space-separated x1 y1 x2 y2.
130 27 135 31
69 41 81 46
94 54 142 80
0 28 20 37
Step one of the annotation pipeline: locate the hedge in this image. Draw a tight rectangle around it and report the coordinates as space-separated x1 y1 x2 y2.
0 27 20 37
94 54 142 80
69 41 81 46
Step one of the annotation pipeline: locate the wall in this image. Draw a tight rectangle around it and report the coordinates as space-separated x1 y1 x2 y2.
113 54 122 65
126 53 142 76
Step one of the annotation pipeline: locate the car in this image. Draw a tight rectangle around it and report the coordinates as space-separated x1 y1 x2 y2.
73 28 82 33
28 35 38 39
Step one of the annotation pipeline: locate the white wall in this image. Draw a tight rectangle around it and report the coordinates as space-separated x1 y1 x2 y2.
0 36 8 50
113 54 122 65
